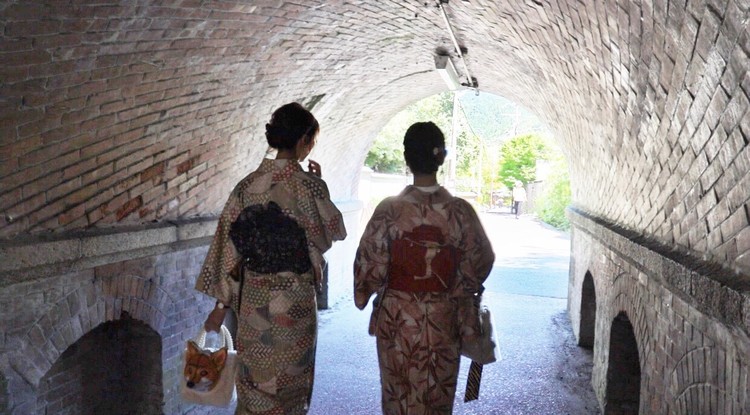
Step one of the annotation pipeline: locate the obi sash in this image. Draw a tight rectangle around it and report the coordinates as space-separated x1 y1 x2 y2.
388 224 460 292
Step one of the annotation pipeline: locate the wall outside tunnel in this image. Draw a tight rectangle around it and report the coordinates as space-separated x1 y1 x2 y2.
1 0 750 413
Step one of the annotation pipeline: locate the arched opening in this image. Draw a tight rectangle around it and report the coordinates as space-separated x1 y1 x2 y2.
605 312 641 415
579 271 596 348
36 312 163 414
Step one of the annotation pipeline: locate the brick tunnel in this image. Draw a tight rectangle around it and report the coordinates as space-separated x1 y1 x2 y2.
1 1 749 414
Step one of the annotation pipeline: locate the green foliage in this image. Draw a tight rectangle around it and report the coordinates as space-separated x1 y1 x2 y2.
535 158 571 230
365 92 453 173
365 90 564 214
497 134 549 189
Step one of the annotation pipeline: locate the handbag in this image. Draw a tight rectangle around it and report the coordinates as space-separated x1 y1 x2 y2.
180 325 238 408
460 305 500 365
461 305 500 402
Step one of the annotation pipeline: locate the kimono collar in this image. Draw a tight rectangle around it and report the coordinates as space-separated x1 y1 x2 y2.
258 158 304 175
400 185 454 204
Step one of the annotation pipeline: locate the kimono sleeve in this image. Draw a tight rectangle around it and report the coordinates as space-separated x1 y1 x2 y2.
455 199 495 295
194 189 244 307
306 178 347 281
353 199 392 310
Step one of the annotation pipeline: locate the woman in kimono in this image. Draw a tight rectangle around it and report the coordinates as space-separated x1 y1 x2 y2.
354 122 495 414
197 102 347 415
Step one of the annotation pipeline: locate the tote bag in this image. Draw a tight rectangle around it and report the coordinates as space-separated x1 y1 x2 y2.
460 305 500 365
180 325 238 407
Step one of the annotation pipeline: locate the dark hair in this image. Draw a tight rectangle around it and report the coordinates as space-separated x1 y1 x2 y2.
265 102 320 150
403 122 446 174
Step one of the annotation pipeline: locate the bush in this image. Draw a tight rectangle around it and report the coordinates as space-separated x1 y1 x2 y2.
535 167 571 230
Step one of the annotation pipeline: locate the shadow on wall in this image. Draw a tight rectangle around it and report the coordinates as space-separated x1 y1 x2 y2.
604 312 641 415
579 271 596 349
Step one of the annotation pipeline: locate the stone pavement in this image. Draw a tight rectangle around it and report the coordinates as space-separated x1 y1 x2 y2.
310 212 600 415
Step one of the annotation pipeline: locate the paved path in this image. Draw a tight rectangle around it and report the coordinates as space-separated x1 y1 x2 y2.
310 212 600 415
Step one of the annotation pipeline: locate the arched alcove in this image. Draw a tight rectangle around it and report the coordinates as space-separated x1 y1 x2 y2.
579 271 597 349
605 311 641 415
36 312 163 414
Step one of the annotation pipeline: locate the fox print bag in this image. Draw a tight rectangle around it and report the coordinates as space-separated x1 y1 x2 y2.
180 325 238 408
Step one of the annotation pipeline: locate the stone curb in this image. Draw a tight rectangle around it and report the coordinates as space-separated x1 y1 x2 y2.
0 218 218 287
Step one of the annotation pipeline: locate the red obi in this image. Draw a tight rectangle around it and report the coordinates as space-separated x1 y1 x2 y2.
388 224 460 292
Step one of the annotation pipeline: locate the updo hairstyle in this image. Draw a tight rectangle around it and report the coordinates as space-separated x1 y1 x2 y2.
403 122 446 175
265 102 320 150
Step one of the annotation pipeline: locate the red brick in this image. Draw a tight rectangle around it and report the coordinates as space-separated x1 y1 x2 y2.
26 198 66 227
90 66 123 81
79 114 117 132
97 191 128 216
58 203 86 226
81 138 114 160
0 187 22 211
46 177 81 202
100 98 133 115
0 50 52 66
2 4 47 20
0 38 33 53
175 157 195 175
0 136 43 160
17 116 63 139
66 183 99 205
62 156 98 181
140 161 165 183
81 162 114 186
0 65 30 83
5 20 61 37
0 107 44 127
67 80 108 99
116 195 143 221
35 34 83 50
113 174 141 195
0 157 19 180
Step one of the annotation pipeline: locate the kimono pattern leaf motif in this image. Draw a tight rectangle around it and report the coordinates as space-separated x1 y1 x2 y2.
196 158 346 415
354 186 494 415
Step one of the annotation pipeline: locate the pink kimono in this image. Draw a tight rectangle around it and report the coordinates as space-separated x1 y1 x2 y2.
354 186 495 414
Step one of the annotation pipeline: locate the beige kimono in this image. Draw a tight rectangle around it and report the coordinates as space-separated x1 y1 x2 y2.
196 158 346 415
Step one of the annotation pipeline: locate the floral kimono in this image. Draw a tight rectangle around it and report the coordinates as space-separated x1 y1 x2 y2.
196 158 346 415
354 186 494 415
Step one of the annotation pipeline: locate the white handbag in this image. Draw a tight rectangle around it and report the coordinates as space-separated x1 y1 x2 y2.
180 325 238 407
460 306 500 365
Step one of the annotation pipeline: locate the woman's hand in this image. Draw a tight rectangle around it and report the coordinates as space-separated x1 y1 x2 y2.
307 159 321 177
204 307 227 333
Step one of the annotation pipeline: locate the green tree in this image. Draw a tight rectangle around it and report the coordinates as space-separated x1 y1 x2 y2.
365 92 453 173
535 157 571 230
498 134 549 188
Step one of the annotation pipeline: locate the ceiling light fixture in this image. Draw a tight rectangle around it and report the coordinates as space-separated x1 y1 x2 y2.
435 55 461 90
435 1 478 90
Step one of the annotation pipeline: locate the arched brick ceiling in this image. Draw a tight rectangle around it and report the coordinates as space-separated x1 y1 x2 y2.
2 1 750 273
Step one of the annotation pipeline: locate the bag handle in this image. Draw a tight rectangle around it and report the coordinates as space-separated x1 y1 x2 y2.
194 325 234 351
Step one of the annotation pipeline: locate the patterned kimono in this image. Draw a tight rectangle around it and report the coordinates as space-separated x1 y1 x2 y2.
196 158 347 415
354 186 494 415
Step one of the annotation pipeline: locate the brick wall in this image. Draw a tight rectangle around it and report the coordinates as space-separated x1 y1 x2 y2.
0 207 357 414
0 222 215 414
2 1 748 269
37 316 163 414
568 209 749 414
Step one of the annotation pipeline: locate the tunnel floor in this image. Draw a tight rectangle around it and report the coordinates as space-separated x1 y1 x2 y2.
311 212 598 415
187 213 600 415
